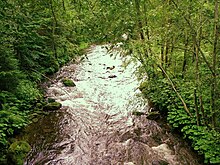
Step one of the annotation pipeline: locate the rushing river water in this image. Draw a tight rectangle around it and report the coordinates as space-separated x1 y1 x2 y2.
24 45 202 165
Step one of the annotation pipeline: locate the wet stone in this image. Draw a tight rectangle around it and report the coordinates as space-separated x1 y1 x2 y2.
124 162 135 165
107 66 115 70
132 111 146 116
7 141 31 165
152 159 169 165
43 128 53 133
108 75 117 78
62 78 76 87
120 132 134 142
98 76 106 79
146 111 160 120
43 102 62 111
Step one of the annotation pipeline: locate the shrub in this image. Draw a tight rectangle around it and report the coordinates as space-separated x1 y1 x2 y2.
140 78 220 164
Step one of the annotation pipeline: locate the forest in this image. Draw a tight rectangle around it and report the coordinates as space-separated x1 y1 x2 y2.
0 0 219 164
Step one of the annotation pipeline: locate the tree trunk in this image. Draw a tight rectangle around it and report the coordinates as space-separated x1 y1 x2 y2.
134 0 144 40
199 96 207 126
161 41 164 67
211 0 219 127
182 32 188 78
50 0 58 59
169 37 174 67
158 65 192 117
194 35 200 126
62 0 66 11
165 40 169 68
143 1 150 40
194 89 200 126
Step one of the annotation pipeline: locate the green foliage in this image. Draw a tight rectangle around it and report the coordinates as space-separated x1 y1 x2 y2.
140 78 175 112
182 126 220 164
15 80 42 103
0 0 93 163
0 108 28 150
140 78 220 163
0 0 218 164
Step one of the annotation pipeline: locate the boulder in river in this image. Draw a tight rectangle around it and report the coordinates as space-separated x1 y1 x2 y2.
62 78 76 87
146 111 160 120
108 75 117 78
43 102 62 111
7 141 31 165
132 111 146 116
152 144 173 157
124 162 135 165
107 66 115 70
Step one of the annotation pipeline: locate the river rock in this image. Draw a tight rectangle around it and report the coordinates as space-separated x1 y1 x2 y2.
7 141 31 165
146 111 160 120
48 87 65 96
124 162 135 165
152 144 173 156
107 66 115 70
62 78 76 87
108 75 117 78
43 128 53 133
43 102 62 111
132 111 146 116
152 159 169 165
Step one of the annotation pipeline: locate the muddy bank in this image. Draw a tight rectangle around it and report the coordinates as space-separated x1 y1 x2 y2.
24 45 202 165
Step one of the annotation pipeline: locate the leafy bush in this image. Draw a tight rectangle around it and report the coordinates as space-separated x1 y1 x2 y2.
15 80 42 103
0 90 36 162
140 78 220 164
182 125 220 164
0 108 28 158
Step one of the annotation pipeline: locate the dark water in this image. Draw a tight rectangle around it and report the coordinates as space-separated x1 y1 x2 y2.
24 45 202 165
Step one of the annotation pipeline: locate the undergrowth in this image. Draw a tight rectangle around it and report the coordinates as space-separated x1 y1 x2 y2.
140 78 220 164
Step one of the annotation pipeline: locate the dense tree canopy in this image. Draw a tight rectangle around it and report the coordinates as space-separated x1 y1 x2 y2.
0 0 219 164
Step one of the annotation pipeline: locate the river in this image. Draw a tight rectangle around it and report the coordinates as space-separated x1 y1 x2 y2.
24 45 202 165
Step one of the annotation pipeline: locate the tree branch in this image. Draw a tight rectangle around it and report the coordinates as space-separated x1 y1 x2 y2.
170 0 215 76
158 64 193 117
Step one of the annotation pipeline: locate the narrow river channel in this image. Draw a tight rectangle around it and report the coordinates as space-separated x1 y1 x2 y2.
24 45 202 165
